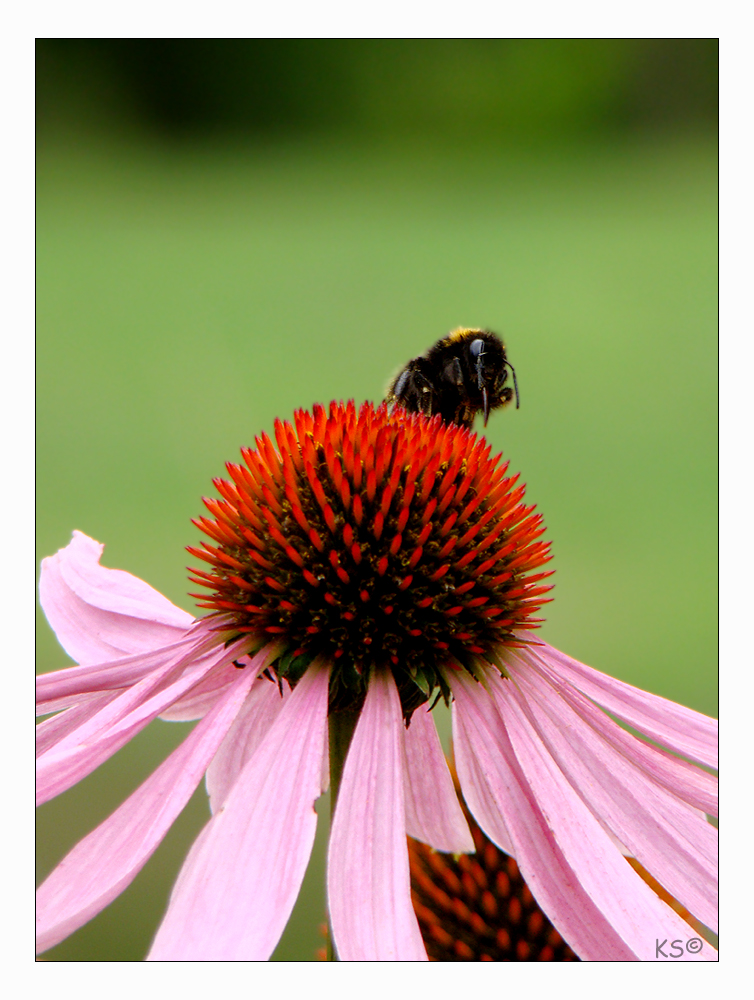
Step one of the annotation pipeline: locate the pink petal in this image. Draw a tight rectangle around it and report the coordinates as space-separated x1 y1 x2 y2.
36 692 119 757
320 722 330 794
38 623 224 751
452 669 685 961
58 532 193 625
39 531 194 665
518 648 718 817
36 638 198 713
451 702 518 865
465 668 716 959
402 703 474 854
495 659 718 932
36 637 254 805
447 673 516 859
328 670 427 961
532 640 718 769
147 663 330 961
36 665 259 955
205 678 288 813
37 693 107 718
159 660 243 722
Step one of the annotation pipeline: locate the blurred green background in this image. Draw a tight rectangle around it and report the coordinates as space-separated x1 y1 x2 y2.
36 39 717 961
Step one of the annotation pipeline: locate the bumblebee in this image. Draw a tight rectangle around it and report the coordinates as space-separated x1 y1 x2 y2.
385 327 519 429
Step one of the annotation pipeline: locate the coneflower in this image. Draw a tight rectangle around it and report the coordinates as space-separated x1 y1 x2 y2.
36 401 717 960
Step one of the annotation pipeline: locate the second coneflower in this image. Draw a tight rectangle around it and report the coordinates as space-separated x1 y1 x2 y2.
409 795 581 962
36 400 717 960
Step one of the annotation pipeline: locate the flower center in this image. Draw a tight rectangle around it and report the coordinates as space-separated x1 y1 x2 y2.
189 401 552 716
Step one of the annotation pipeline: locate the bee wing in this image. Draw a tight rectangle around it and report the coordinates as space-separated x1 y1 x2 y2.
442 357 464 387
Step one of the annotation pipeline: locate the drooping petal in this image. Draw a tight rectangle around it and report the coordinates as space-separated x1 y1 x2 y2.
402 703 474 854
39 531 194 665
36 638 198 714
36 692 119 757
446 670 516 859
495 659 718 933
147 663 329 961
452 669 684 961
37 641 255 725
37 622 224 752
516 647 718 817
328 670 427 961
501 676 717 959
462 682 717 961
531 640 718 769
36 665 258 955
205 677 288 813
37 692 111 718
159 660 244 722
36 637 253 805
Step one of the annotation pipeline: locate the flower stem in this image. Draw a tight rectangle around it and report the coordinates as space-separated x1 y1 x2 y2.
326 703 361 960
328 703 360 812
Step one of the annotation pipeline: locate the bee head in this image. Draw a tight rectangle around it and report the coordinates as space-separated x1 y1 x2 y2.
468 335 519 424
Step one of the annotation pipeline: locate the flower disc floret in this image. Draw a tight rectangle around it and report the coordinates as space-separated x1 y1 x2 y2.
188 401 552 716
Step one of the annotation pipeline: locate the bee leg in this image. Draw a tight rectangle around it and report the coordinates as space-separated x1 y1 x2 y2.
388 362 435 417
414 370 436 416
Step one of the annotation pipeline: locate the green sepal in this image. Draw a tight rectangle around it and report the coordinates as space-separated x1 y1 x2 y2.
484 646 510 678
275 647 297 677
285 651 316 684
412 669 431 698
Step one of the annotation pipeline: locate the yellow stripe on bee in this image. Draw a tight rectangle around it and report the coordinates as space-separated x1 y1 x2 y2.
446 327 477 343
